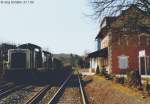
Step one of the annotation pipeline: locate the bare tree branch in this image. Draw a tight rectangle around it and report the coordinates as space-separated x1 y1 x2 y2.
90 0 150 19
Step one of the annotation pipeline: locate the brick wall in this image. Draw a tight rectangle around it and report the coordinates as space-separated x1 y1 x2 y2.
111 32 150 74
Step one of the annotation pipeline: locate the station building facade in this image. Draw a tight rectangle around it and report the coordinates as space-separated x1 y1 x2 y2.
88 5 150 75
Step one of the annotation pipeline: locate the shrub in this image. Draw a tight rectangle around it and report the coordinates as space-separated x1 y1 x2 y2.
114 77 125 84
145 80 150 95
127 70 142 88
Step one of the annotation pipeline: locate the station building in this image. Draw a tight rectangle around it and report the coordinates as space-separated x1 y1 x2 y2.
88 5 150 75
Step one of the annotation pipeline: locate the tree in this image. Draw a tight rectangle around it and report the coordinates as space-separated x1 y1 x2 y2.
70 54 82 67
90 0 150 19
70 54 74 67
53 58 63 70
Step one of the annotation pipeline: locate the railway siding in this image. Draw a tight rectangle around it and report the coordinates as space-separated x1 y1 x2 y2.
0 71 87 104
24 85 51 104
0 85 43 104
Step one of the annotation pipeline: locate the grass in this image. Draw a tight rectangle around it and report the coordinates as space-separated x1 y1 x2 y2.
112 82 142 97
95 75 105 81
73 68 80 75
94 75 145 99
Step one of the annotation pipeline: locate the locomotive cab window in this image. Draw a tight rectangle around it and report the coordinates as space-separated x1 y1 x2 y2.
11 53 26 69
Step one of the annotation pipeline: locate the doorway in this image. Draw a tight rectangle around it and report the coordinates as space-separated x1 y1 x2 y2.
139 56 150 75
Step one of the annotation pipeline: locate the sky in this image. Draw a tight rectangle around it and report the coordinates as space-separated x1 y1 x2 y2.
0 0 99 55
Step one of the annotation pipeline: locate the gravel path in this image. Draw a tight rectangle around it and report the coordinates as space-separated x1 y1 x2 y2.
83 75 150 104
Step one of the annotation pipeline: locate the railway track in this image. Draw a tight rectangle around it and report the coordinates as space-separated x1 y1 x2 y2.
47 73 87 104
0 84 27 99
0 82 15 95
0 82 14 90
22 73 87 104
23 76 70 104
24 85 51 104
0 71 87 104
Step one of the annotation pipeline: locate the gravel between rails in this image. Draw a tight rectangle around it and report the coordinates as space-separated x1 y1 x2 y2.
38 75 83 104
38 86 60 104
38 76 72 104
56 75 82 104
56 87 82 104
0 86 43 104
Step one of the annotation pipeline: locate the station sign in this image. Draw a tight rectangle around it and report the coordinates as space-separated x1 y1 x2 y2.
118 54 129 69
139 50 145 57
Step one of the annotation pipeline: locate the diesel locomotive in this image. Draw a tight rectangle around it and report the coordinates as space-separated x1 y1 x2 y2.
4 43 53 80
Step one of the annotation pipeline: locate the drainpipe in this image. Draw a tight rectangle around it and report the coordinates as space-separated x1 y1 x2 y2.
145 56 147 75
89 58 92 73
139 56 141 75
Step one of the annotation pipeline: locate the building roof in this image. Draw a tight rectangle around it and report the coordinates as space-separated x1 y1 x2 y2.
96 17 117 39
88 48 108 58
100 17 117 27
95 5 150 39
95 26 108 39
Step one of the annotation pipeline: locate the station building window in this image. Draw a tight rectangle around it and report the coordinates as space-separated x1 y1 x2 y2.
140 36 147 46
148 38 150 46
118 35 128 46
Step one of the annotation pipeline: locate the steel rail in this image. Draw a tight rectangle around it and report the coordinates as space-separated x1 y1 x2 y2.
0 84 15 94
25 85 51 104
47 74 72 104
78 73 87 104
47 72 87 104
